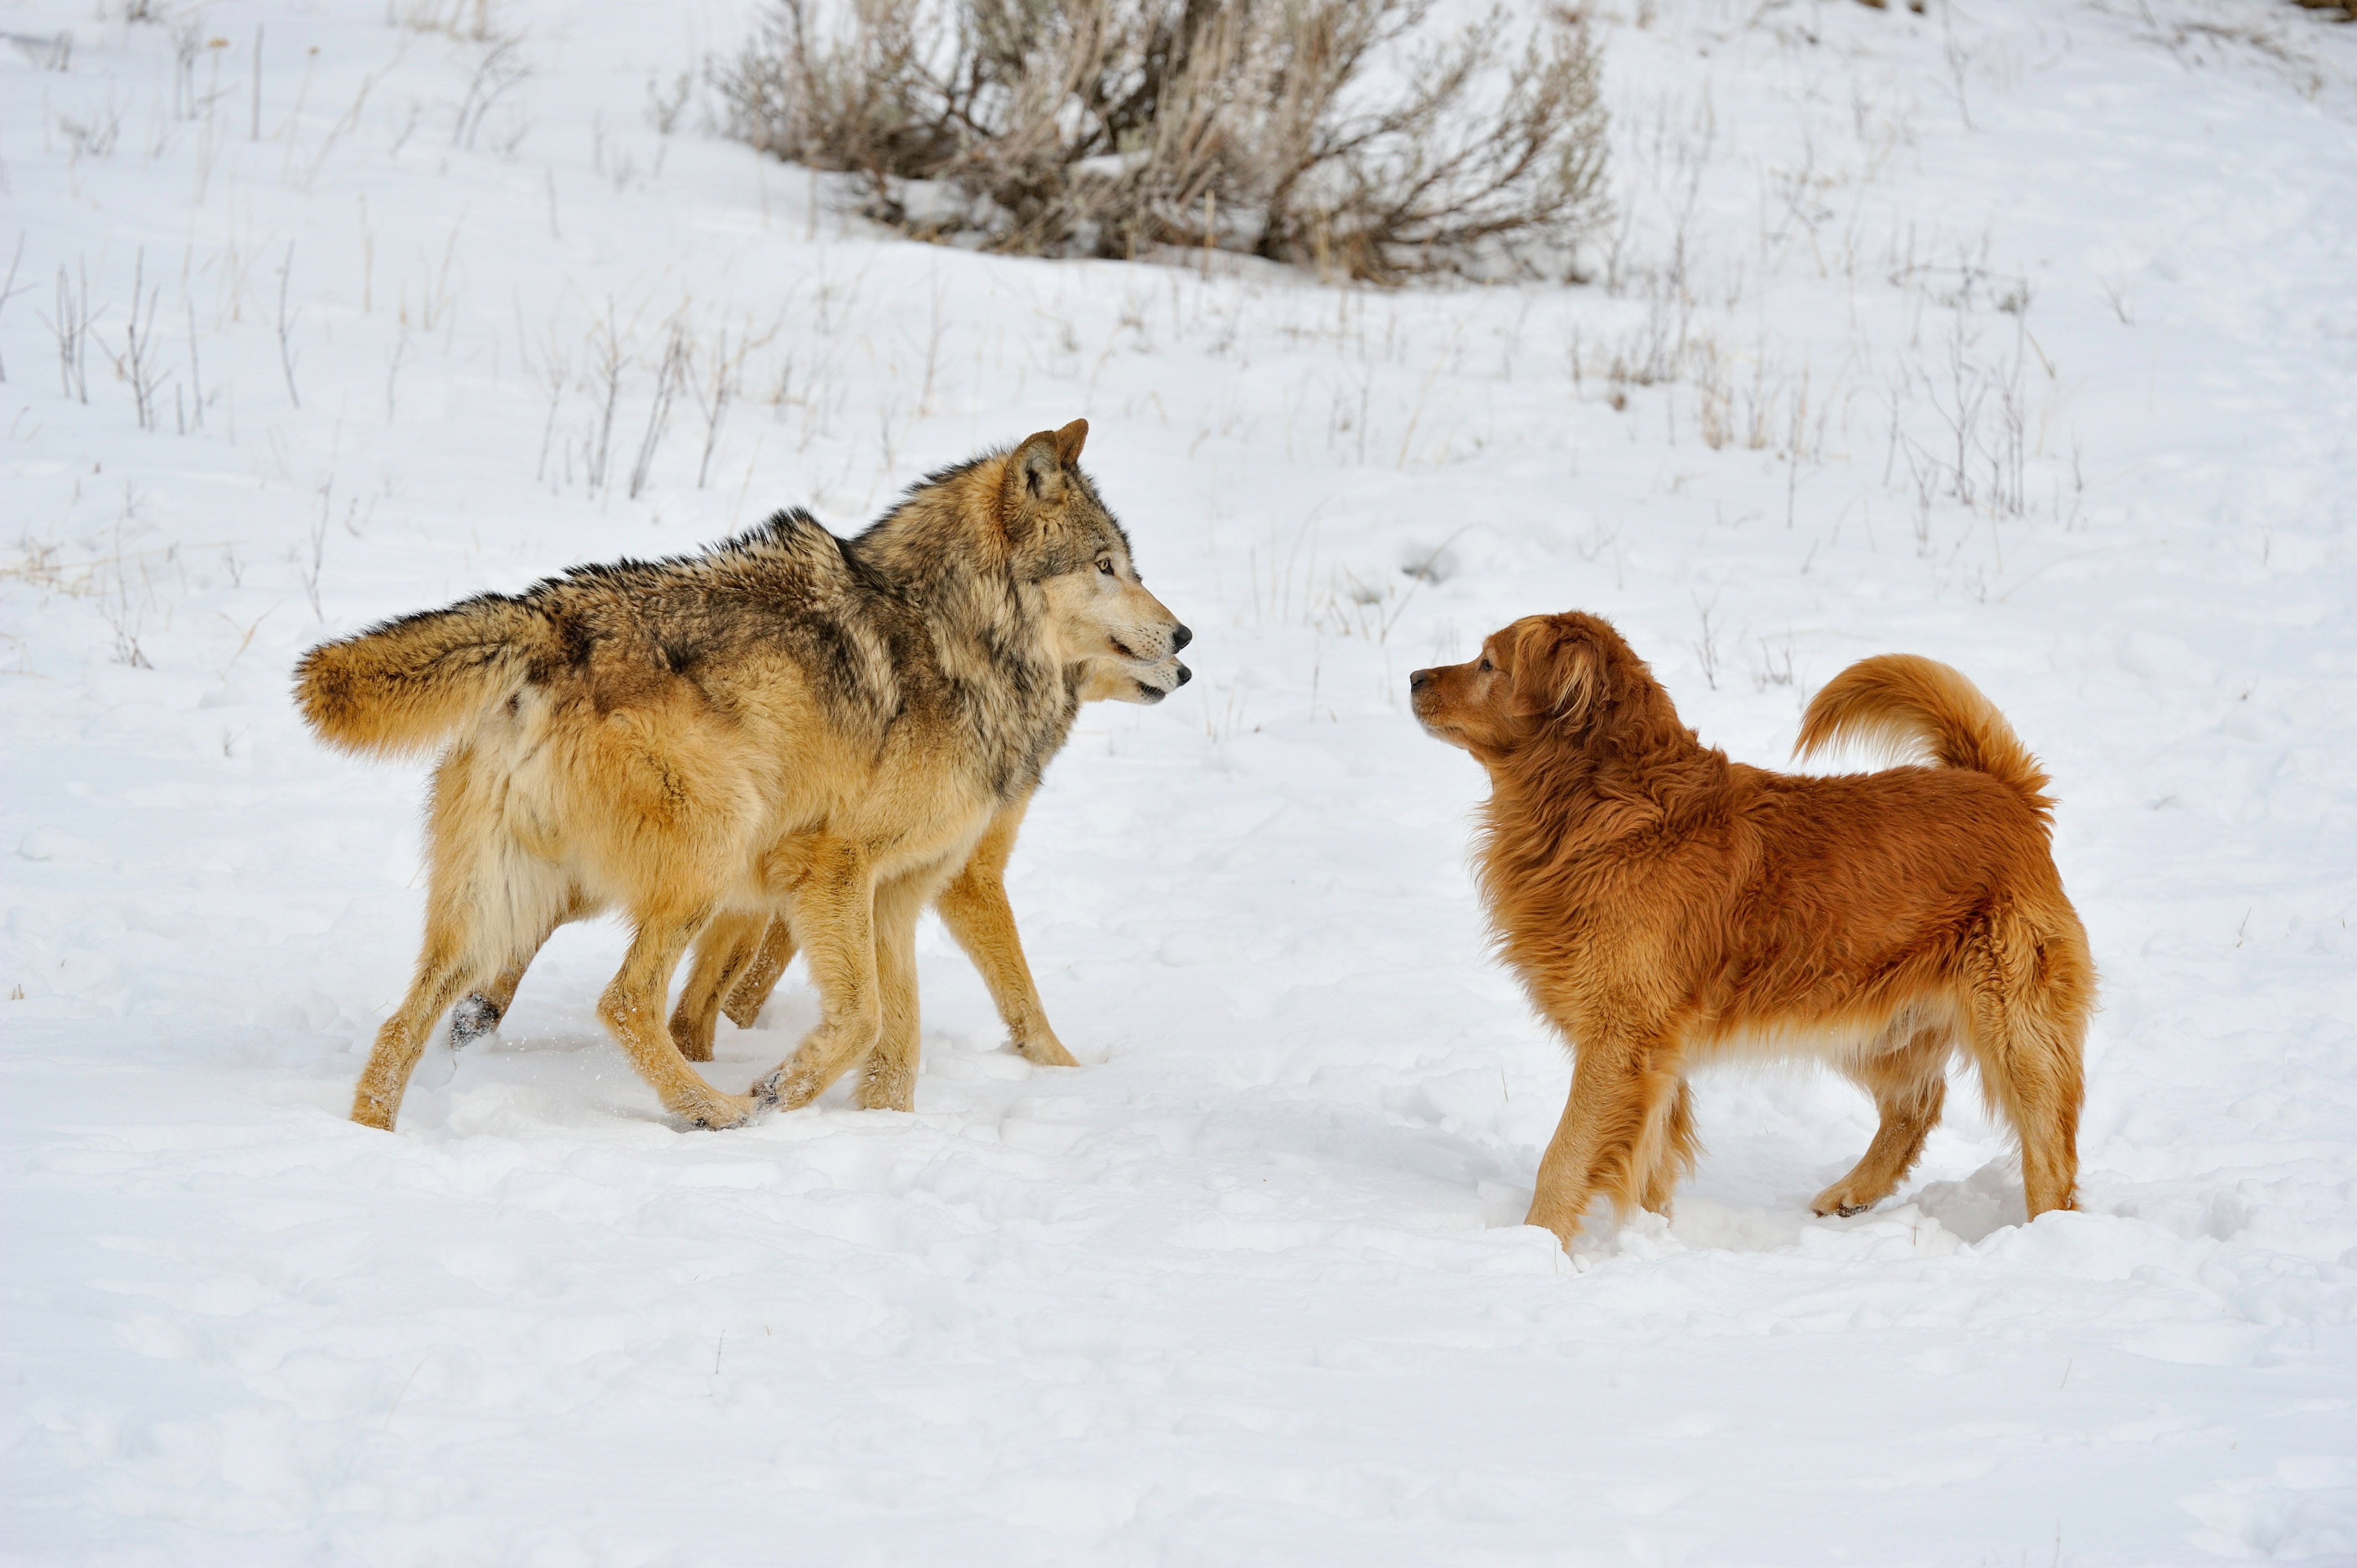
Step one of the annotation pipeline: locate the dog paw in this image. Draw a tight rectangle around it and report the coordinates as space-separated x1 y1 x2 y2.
448 994 501 1049
1809 1187 1879 1219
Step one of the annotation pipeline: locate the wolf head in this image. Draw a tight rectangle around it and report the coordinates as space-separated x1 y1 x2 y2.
1004 420 1193 704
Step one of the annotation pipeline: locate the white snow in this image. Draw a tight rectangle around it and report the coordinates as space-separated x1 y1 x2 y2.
5 1 2356 1562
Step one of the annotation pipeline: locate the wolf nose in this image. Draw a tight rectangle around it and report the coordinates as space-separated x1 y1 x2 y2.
1175 663 1192 687
1171 623 1193 652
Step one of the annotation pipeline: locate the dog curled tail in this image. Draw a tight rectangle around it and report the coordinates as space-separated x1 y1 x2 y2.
295 594 550 758
1794 654 2053 818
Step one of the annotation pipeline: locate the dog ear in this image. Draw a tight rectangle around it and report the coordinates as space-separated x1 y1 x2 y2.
1001 429 1068 529
1512 618 1599 725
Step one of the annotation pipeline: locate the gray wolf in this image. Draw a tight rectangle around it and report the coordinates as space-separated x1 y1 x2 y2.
297 420 1188 1131
447 651 1183 1069
1410 612 2092 1247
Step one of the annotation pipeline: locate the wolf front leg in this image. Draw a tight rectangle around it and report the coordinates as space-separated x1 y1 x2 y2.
752 840 883 1110
854 871 944 1112
933 801 1079 1068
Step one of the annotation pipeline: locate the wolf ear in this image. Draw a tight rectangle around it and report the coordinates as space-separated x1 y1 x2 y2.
1001 428 1069 529
1512 618 1600 725
1052 418 1088 465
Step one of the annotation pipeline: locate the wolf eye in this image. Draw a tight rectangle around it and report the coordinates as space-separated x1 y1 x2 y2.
1096 557 1115 576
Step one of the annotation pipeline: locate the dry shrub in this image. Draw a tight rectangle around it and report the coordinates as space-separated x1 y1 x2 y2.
714 0 1609 282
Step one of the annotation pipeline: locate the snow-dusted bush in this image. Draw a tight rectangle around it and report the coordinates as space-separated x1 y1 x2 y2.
712 0 1608 282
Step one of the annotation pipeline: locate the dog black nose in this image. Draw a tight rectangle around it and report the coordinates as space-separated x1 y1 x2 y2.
1410 669 1432 690
1175 663 1192 687
1171 623 1193 653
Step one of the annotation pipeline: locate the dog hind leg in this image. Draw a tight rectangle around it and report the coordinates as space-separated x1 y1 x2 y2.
1635 1078 1700 1216
1962 917 2086 1220
1813 1024 1949 1217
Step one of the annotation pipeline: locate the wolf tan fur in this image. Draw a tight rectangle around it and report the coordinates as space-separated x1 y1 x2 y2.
297 421 1187 1131
454 655 1180 1068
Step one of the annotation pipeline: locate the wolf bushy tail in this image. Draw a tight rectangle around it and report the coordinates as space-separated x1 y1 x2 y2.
1793 654 2052 816
295 594 546 758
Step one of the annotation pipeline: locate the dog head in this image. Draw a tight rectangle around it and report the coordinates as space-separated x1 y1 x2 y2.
1410 612 1659 762
1006 419 1194 702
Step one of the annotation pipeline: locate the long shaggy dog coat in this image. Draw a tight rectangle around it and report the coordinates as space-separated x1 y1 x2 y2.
1411 612 2093 1247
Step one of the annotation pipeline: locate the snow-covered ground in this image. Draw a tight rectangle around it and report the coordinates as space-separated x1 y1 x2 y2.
6 0 2356 1561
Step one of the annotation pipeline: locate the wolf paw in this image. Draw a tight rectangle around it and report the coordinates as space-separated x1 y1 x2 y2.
449 994 502 1049
749 1066 819 1111
677 1089 759 1130
1012 1031 1079 1069
853 1067 915 1113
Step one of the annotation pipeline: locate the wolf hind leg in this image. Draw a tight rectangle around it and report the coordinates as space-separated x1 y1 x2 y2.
1813 1023 1950 1218
354 924 486 1130
449 891 584 1048
596 902 756 1129
668 910 771 1062
721 918 797 1029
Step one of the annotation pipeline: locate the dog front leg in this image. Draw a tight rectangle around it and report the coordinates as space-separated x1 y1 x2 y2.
934 802 1077 1069
1527 1031 1686 1249
752 841 882 1110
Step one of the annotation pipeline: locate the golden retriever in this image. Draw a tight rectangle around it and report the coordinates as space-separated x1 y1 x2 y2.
1411 612 2093 1248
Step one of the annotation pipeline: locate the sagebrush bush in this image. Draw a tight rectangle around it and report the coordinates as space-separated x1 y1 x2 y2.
713 0 1609 282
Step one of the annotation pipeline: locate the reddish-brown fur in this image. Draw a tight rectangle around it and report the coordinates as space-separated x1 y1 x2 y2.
1411 612 2094 1248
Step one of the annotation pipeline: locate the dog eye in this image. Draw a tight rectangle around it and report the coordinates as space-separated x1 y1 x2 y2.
1478 657 1493 673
